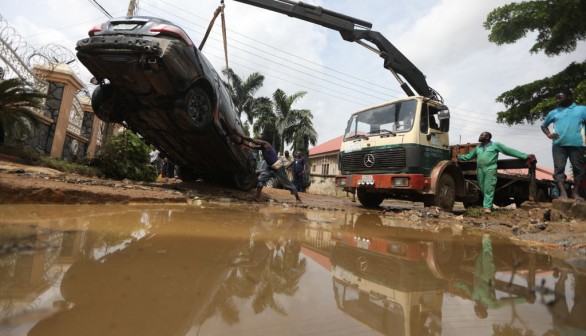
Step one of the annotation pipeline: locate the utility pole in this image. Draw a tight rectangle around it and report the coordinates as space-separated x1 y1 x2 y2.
127 0 138 16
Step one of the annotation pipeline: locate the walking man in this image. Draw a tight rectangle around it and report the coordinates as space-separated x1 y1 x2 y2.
457 132 535 213
293 150 307 193
233 133 302 203
541 89 586 200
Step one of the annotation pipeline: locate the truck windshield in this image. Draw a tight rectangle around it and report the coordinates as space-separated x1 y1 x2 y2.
344 99 418 141
333 278 405 335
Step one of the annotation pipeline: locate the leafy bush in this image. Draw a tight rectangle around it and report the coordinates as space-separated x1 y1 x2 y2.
94 130 157 182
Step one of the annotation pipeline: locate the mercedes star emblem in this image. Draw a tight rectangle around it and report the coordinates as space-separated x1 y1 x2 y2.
364 154 375 167
357 256 368 271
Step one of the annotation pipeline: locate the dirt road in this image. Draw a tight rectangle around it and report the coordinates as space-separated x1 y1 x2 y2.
1 155 585 258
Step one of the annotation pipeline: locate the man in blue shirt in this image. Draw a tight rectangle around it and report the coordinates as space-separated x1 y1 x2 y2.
232 132 302 203
292 150 307 193
541 89 586 200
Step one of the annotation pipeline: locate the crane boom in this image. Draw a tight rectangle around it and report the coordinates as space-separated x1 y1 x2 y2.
233 0 441 101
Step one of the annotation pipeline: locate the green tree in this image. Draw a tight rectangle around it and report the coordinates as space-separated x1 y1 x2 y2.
254 89 314 154
284 109 317 154
252 96 279 146
0 78 45 144
483 0 586 125
222 67 266 125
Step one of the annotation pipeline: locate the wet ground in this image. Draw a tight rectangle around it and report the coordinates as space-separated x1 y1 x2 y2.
1 203 585 336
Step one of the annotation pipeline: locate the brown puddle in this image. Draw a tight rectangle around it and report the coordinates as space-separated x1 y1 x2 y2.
0 203 584 335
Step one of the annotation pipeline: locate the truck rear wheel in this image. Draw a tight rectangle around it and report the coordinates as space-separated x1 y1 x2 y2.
357 189 385 208
424 174 455 212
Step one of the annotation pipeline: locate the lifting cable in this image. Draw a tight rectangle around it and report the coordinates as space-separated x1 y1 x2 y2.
199 0 229 70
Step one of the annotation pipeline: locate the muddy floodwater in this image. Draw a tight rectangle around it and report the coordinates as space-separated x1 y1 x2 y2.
0 202 584 336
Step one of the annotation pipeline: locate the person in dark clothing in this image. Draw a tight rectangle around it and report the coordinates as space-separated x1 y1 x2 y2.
293 150 307 193
233 133 302 203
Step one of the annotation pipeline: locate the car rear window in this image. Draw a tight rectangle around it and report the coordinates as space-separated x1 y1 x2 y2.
112 23 142 31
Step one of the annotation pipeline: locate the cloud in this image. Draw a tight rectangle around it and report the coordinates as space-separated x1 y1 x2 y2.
2 0 585 169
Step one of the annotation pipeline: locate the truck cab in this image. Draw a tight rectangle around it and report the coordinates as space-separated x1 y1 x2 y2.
336 97 465 210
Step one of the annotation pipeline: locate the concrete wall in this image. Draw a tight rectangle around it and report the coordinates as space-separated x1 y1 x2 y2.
307 152 351 197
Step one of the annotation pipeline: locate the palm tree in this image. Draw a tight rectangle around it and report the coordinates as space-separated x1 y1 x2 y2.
254 89 313 154
0 78 45 144
221 68 265 125
284 109 317 154
252 96 279 146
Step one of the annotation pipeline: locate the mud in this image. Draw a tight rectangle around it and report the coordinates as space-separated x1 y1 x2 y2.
0 154 585 259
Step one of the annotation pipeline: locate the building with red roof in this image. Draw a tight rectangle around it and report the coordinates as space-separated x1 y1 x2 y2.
307 135 345 196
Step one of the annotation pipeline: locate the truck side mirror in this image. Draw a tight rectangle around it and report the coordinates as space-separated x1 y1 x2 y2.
437 109 450 120
438 109 450 132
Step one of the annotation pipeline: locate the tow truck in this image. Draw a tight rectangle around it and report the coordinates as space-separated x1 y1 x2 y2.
235 0 551 211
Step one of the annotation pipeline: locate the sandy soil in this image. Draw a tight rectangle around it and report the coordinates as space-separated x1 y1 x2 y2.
1 154 585 258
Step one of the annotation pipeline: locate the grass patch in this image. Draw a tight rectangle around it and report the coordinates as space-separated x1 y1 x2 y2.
0 144 104 178
465 207 486 218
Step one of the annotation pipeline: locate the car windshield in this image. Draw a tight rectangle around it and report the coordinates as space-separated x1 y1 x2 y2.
344 99 418 141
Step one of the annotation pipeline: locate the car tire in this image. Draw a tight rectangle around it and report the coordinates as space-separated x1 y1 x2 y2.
178 165 198 182
185 86 212 130
233 172 257 191
91 84 124 123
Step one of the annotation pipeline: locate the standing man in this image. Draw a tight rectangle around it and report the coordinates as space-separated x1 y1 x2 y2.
293 150 307 193
233 133 302 203
541 89 586 200
457 132 535 213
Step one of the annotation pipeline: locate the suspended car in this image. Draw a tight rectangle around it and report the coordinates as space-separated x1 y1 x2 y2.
76 16 257 190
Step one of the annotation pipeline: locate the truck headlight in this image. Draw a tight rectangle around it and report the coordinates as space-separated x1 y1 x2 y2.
393 177 410 187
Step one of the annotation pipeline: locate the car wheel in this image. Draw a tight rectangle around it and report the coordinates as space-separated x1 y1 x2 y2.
233 172 257 191
178 165 198 182
91 84 124 123
185 87 212 129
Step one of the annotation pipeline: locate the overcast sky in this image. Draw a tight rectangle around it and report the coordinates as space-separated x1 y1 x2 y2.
2 0 585 169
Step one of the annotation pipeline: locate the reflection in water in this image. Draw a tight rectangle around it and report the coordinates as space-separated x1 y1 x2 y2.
0 205 584 335
453 234 531 318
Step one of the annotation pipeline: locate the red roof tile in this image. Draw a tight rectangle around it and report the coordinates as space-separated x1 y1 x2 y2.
309 135 343 156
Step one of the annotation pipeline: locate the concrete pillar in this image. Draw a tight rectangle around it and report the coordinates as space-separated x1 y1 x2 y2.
80 97 101 158
34 63 84 158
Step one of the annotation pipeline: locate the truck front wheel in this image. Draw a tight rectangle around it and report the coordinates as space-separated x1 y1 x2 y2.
357 189 385 208
424 174 455 212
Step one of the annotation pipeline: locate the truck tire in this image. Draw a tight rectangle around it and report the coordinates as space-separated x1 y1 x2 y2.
424 174 455 212
357 189 385 208
185 86 212 130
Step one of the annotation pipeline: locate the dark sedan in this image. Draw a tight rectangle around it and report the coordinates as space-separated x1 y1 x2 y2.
76 16 257 190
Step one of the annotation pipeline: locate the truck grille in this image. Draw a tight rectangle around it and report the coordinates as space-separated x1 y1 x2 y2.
340 147 406 172
331 244 400 286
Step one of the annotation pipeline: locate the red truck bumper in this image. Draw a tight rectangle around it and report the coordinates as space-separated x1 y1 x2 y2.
335 174 430 191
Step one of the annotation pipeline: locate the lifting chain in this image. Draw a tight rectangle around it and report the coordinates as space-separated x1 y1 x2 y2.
199 0 229 70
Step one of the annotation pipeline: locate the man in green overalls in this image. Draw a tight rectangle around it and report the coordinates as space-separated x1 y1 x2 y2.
457 132 536 213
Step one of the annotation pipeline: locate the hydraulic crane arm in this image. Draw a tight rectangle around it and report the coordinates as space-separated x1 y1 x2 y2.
233 0 441 101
